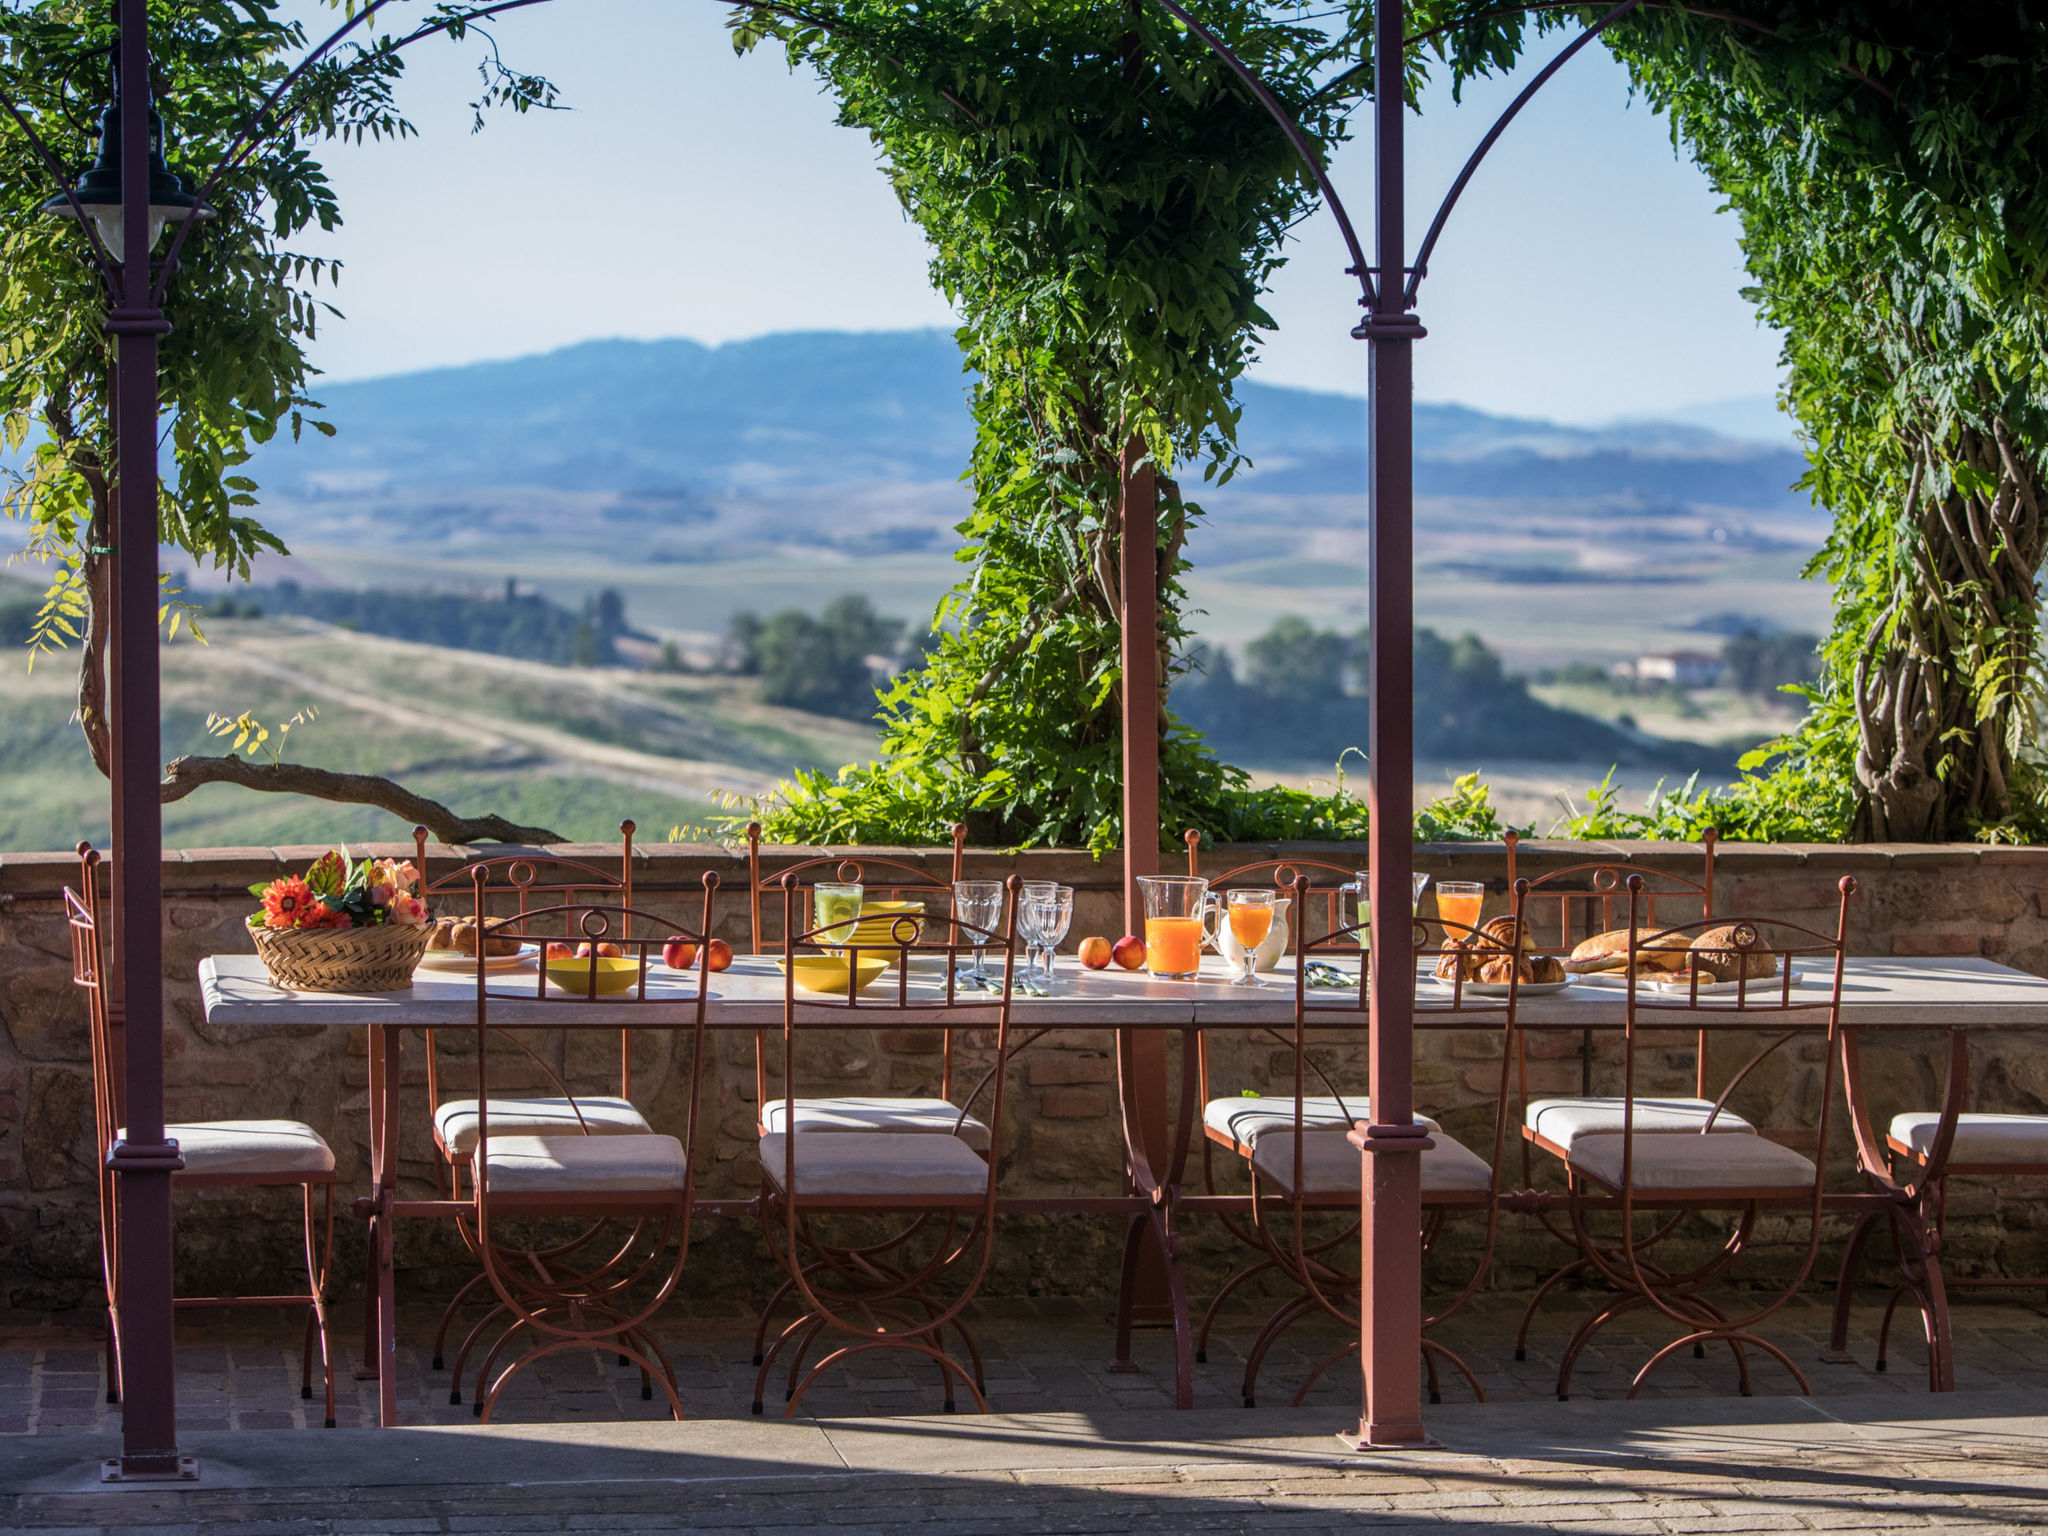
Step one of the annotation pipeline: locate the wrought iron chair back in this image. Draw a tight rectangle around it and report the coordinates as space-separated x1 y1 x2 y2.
745 819 966 953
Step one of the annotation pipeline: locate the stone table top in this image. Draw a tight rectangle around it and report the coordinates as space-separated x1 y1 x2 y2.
198 951 2048 1032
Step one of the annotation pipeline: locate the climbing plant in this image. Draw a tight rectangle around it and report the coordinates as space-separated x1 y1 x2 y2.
1598 2 2048 842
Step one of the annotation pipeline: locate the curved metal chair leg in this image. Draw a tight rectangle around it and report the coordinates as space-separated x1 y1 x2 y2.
1514 1256 1589 1363
1197 1258 1277 1365
431 1268 493 1372
1824 1208 1886 1362
1421 1337 1486 1404
1630 1330 1810 1400
787 1339 985 1420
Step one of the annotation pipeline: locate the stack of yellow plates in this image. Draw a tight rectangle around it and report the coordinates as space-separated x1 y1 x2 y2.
847 900 925 949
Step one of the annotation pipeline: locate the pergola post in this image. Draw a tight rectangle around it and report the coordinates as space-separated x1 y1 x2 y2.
102 0 188 1481
1349 0 1431 1450
1119 433 1161 928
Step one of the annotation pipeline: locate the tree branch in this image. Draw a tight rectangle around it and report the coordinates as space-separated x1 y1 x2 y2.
158 754 565 844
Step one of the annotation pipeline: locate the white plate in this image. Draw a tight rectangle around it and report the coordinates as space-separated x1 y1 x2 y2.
417 943 536 973
1645 966 1807 997
1461 977 1574 998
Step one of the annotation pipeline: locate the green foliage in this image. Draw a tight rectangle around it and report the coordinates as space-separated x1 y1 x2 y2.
1600 4 2048 839
250 579 624 664
205 701 317 765
731 0 1373 852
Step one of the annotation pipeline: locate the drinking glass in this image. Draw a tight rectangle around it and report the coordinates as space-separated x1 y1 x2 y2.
951 880 1005 988
1435 880 1485 937
1021 881 1057 977
1034 885 1074 991
1137 875 1208 981
1015 897 1047 994
1339 871 1432 947
1226 890 1276 987
813 882 863 951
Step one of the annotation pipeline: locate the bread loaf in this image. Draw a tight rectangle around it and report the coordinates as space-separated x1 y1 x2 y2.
1690 924 1777 981
1563 928 1689 975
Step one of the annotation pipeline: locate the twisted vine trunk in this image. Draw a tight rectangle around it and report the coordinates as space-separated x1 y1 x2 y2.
1853 416 2047 840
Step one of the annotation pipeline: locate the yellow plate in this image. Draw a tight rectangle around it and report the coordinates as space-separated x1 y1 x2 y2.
848 901 925 947
780 954 891 996
542 956 647 995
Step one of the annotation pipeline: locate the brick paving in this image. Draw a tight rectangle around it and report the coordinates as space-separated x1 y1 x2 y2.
6 1291 2048 1532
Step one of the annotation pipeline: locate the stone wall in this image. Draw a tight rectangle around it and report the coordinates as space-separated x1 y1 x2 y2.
5 837 2048 1311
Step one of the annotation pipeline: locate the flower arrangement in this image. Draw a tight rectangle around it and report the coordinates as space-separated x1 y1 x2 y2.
249 849 429 933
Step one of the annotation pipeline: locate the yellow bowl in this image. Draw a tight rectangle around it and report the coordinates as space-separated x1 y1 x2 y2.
780 954 891 997
542 956 647 996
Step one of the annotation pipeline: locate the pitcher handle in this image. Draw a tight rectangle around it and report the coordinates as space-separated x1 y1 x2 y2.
1200 891 1227 951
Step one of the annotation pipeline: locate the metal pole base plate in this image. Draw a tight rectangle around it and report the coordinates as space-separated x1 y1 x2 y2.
101 1456 199 1484
1337 1430 1444 1453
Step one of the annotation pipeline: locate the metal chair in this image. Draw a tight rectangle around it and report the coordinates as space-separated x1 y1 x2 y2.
442 872 720 1421
1528 875 1854 1400
411 828 660 1371
752 873 1020 1415
67 845 336 1426
1214 877 1518 1409
1505 835 1730 1361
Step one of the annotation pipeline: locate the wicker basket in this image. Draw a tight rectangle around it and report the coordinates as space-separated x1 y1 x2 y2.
250 922 435 993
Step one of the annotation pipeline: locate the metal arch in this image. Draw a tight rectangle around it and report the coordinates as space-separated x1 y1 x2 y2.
0 91 122 284
1402 0 1648 307
1144 0 1376 311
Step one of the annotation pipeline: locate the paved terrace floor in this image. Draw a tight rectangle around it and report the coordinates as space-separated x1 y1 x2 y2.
3 1291 2048 1532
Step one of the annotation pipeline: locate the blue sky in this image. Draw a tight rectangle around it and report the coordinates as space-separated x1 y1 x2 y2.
289 0 1786 432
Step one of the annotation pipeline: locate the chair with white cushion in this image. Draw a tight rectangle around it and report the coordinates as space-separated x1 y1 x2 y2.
1827 1104 2048 1383
413 830 659 1371
1216 877 1519 1410
1179 844 1376 1363
1505 841 1722 1361
442 874 721 1422
68 848 337 1426
1532 875 1855 1401
752 873 1020 1416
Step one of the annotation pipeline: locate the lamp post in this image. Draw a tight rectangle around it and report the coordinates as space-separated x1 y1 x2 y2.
39 0 212 1483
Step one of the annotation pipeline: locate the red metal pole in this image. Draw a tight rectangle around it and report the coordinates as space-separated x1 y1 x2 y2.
1119 434 1161 929
1349 0 1431 1450
103 0 188 1481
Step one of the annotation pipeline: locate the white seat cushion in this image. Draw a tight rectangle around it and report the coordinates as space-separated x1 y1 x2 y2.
1568 1132 1815 1193
758 1132 990 1199
761 1096 992 1153
1248 1128 1494 1198
1526 1097 1756 1151
134 1121 335 1178
1205 1096 1440 1151
478 1133 687 1195
435 1096 650 1157
1889 1112 2048 1166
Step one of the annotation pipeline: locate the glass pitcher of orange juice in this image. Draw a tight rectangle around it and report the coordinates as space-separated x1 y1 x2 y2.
1136 875 1209 980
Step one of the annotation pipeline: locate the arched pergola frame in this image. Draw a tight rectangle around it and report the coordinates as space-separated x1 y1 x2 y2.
6 0 1655 1472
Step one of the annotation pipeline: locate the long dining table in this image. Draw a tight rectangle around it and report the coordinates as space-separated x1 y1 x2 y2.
198 948 2048 1424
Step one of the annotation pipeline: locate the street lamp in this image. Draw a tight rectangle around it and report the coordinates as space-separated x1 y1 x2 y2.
39 66 213 262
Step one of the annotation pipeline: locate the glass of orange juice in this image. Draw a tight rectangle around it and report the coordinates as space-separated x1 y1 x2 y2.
1435 880 1485 939
1136 875 1208 981
1225 890 1276 987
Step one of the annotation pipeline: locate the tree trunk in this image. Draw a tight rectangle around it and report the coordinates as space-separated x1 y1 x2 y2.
1851 418 2046 840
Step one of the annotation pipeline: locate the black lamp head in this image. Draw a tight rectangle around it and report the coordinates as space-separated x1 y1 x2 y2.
40 94 215 260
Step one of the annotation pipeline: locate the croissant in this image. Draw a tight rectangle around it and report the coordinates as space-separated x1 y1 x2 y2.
1529 954 1566 985
1477 955 1531 985
1434 939 1479 982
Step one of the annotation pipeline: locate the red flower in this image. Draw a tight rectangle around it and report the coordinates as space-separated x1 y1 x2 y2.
307 902 352 930
262 877 317 930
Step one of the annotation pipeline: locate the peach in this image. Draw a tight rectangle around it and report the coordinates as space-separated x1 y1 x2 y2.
661 936 697 970
1111 935 1147 971
1077 936 1114 970
706 938 734 972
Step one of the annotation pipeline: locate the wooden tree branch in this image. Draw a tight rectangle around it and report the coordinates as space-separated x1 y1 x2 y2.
158 753 566 844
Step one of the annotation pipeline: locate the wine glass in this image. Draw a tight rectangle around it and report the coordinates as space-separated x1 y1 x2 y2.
1021 880 1058 982
1035 885 1074 992
1014 896 1048 995
813 882 863 952
1226 890 1276 987
951 880 1004 988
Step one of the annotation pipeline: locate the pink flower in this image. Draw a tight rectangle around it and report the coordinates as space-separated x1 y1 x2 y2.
390 894 429 927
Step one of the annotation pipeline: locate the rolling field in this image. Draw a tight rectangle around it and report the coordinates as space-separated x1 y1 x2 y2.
0 613 878 856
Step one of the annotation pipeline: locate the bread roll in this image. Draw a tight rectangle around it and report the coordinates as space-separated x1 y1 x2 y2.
1690 924 1777 981
1529 954 1566 985
1564 927 1688 974
1478 954 1531 985
1434 940 1478 982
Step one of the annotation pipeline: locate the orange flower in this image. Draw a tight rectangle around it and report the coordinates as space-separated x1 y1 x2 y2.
307 901 352 930
261 877 317 929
